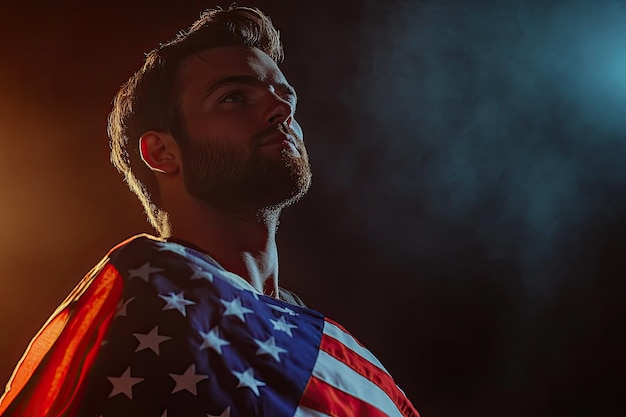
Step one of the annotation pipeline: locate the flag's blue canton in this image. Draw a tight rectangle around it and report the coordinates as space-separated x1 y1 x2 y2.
78 237 324 417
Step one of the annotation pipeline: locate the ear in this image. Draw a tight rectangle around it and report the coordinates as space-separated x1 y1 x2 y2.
139 131 180 175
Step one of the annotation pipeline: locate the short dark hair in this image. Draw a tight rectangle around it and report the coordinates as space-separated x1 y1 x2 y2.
108 5 284 236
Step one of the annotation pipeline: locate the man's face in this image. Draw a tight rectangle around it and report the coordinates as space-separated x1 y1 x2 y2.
173 46 311 211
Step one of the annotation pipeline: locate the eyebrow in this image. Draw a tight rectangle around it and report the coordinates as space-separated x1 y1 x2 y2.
204 75 298 104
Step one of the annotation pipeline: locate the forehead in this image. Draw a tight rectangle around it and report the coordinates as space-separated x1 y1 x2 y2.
176 46 287 92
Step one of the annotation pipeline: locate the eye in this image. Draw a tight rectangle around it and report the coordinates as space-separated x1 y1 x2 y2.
221 91 245 103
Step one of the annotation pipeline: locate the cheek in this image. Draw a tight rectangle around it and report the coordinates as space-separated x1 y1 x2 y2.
191 113 256 140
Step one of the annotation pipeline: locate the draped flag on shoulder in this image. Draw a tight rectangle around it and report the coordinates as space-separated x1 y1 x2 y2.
0 235 418 417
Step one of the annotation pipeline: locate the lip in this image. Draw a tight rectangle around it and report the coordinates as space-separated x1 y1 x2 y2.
258 131 296 147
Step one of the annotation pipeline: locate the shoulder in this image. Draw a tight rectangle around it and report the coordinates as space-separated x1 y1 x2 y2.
106 233 169 260
277 287 307 308
95 234 224 289
103 234 307 307
102 234 274 299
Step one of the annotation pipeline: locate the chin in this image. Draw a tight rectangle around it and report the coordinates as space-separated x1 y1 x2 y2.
186 144 312 212
253 145 312 206
254 174 312 211
280 150 312 206
259 171 312 214
278 181 311 209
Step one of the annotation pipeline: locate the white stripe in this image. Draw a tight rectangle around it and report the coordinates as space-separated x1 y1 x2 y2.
292 406 332 417
312 350 403 417
322 320 389 373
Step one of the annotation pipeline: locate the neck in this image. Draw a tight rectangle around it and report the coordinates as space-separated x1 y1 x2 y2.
167 198 281 296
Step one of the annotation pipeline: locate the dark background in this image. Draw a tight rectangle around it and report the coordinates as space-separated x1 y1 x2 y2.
1 0 625 415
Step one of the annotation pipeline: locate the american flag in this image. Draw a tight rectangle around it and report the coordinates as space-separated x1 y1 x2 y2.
0 235 418 417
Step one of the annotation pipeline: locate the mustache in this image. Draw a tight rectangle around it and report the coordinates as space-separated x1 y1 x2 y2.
253 122 299 145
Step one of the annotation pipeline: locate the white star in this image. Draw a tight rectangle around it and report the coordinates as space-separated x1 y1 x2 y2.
267 304 298 316
270 315 298 337
170 364 209 395
254 336 287 362
115 296 136 317
107 367 144 399
159 292 196 317
198 326 230 354
158 242 189 257
128 262 163 282
220 296 254 322
134 326 171 355
189 265 214 282
232 367 266 397
207 406 231 417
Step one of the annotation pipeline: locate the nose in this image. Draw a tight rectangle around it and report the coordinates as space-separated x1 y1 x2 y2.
265 89 294 127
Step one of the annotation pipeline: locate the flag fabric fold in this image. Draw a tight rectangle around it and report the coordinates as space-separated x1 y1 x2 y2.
0 235 418 417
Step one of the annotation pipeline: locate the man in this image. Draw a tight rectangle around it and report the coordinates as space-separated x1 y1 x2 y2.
0 6 418 417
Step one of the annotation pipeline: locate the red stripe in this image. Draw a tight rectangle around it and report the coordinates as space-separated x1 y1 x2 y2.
0 263 124 417
300 375 390 417
320 334 419 417
0 310 70 414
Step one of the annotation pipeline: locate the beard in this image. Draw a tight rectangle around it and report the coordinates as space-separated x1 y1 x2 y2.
178 128 312 212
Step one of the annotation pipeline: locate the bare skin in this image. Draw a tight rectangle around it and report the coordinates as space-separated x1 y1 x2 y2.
139 46 310 297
